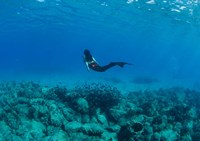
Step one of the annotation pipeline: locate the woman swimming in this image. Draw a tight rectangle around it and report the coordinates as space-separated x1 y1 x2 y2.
83 49 132 72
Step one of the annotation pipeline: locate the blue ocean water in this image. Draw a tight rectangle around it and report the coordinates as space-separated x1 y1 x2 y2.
0 0 200 89
1 1 200 140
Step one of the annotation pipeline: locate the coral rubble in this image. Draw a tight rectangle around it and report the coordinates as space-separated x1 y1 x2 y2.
0 82 200 141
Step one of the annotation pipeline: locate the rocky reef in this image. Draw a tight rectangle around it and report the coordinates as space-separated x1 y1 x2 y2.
0 81 200 141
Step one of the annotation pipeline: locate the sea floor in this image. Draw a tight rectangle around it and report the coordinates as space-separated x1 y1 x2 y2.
0 72 200 141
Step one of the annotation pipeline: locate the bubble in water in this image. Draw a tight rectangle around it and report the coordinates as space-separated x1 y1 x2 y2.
37 0 45 2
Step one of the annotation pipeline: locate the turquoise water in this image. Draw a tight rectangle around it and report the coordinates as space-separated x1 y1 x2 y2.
0 0 200 89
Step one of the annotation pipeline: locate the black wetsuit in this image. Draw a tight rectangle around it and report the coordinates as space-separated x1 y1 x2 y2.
83 49 131 72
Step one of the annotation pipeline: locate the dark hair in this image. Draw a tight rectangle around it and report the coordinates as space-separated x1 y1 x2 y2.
84 49 93 62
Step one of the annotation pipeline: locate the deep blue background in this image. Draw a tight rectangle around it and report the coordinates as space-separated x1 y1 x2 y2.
0 0 200 87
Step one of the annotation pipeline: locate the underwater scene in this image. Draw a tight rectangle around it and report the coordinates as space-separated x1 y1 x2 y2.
1 0 200 140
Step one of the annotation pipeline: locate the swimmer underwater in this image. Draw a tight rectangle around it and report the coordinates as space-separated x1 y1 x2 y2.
83 49 132 72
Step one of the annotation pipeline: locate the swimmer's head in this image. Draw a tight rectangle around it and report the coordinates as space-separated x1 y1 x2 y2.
84 49 91 56
84 49 93 61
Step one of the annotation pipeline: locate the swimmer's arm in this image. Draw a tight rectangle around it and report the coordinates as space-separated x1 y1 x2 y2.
83 56 90 71
85 62 90 71
92 57 99 64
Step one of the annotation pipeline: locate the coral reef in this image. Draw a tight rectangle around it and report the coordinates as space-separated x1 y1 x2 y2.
67 83 122 114
0 82 200 141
